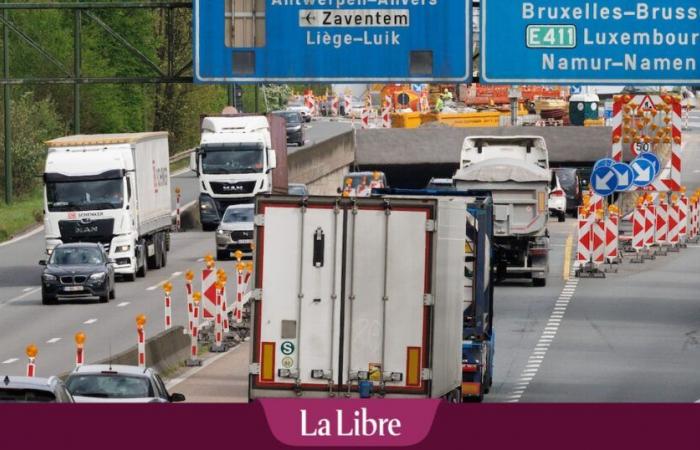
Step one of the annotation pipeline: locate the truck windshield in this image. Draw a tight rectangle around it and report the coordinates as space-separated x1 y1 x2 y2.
46 179 124 212
201 145 264 175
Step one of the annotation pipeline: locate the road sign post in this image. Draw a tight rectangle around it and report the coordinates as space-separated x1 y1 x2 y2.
482 0 700 84
195 0 470 83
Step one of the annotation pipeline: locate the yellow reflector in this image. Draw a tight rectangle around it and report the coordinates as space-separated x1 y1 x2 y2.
406 347 421 387
261 342 275 382
462 382 481 396
538 192 546 213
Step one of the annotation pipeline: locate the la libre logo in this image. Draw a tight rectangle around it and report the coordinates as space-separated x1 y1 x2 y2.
300 407 402 438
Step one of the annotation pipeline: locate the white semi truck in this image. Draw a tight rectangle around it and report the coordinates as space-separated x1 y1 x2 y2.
190 114 288 231
248 195 468 400
43 133 172 281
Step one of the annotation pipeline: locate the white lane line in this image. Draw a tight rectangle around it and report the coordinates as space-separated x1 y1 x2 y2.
196 258 205 263
0 225 45 248
22 287 34 293
46 338 61 344
83 318 98 325
172 271 183 277
2 358 18 364
147 271 186 291
0 287 41 309
116 302 130 308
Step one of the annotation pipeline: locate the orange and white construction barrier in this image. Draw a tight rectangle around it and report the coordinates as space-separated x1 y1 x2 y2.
668 195 681 249
592 210 606 267
331 96 339 117
344 95 352 117
175 187 181 232
186 292 202 366
605 207 620 265
74 332 86 368
201 255 217 319
655 195 668 248
361 108 370 129
217 269 229 333
185 270 194 335
679 191 689 243
576 208 592 267
381 107 391 128
136 314 147 368
211 280 227 352
644 202 656 250
25 344 38 377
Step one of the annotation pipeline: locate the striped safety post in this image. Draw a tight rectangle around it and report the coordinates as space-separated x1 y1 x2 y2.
631 201 646 260
668 195 681 250
185 270 194 335
644 200 656 251
605 206 620 265
592 209 606 267
241 261 254 316
210 280 227 352
136 314 147 368
576 207 592 268
217 269 229 334
186 292 202 366
679 189 689 245
163 282 173 330
74 332 86 368
655 195 669 249
691 193 700 242
331 96 339 117
201 255 217 319
361 107 369 129
175 187 181 232
344 95 351 117
25 344 38 378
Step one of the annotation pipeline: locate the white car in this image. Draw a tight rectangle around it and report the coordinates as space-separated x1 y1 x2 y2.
65 364 185 403
215 204 255 261
286 103 312 122
548 171 567 222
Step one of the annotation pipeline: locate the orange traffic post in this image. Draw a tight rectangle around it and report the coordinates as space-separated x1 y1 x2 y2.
25 344 38 377
136 314 147 368
74 332 86 368
185 292 203 367
185 270 195 336
163 282 173 330
210 280 228 353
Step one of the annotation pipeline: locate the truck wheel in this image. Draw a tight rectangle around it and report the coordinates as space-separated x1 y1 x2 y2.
533 278 547 287
148 235 161 270
160 238 168 268
137 253 148 278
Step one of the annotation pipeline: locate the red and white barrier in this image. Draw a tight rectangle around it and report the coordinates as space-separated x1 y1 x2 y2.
576 211 592 266
211 282 226 352
632 205 646 252
175 187 181 232
75 332 86 368
679 194 689 240
592 215 606 266
605 213 619 264
164 292 172 330
201 268 217 319
221 285 229 332
186 293 202 366
344 95 352 117
26 358 36 377
185 273 194 335
655 200 668 246
381 108 391 128
137 326 146 368
668 200 681 246
361 108 370 129
331 97 339 117
644 204 656 248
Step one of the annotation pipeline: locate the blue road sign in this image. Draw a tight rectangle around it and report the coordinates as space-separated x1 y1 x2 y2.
612 163 634 192
593 158 616 172
639 152 661 176
631 158 656 187
194 1 471 83
570 85 582 95
481 0 700 84
591 166 619 197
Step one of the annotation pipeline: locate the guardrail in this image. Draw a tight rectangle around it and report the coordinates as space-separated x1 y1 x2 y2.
170 148 195 164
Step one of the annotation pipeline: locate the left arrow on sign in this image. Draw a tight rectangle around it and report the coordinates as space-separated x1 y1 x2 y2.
596 171 615 191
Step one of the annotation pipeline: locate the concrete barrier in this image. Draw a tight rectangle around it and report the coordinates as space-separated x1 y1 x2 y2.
288 129 355 195
94 326 190 374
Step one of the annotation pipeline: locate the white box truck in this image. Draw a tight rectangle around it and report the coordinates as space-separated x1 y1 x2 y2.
248 196 467 400
43 133 172 281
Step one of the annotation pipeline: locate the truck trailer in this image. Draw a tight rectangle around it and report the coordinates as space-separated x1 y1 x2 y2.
190 114 288 230
454 136 550 286
43 133 172 281
248 195 469 400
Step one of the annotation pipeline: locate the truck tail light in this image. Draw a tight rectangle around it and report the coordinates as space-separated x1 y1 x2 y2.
406 347 421 387
310 369 332 380
260 342 275 382
277 368 299 379
529 247 548 256
382 372 403 382
462 382 481 397
550 189 565 197
462 364 478 373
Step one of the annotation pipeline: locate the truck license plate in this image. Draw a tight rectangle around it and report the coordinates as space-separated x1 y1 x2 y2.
64 286 83 292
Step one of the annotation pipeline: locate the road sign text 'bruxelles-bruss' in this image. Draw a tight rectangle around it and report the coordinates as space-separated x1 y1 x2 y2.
194 0 471 83
482 0 700 84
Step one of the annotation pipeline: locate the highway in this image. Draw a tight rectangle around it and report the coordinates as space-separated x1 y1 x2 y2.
0 121 698 404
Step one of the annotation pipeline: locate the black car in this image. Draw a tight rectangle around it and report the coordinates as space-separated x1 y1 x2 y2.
552 168 583 216
272 111 305 146
40 243 115 305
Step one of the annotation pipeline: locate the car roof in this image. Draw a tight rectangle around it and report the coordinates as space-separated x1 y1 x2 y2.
1 375 60 391
55 242 103 249
224 203 254 211
69 364 153 376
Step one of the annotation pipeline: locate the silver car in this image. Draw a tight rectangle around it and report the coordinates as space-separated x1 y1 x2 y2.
0 375 74 403
65 364 185 403
215 204 255 261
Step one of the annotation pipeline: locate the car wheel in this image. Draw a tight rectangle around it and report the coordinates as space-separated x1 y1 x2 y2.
161 239 168 268
98 293 109 303
137 255 148 278
42 295 56 305
558 213 566 223
217 250 228 261
533 278 547 287
123 273 136 282
109 285 116 300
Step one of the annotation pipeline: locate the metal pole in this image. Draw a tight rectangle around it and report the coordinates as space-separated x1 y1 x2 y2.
227 85 234 107
3 0 11 204
73 5 81 134
254 84 259 113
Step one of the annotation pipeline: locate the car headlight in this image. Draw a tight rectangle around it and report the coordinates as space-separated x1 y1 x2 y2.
201 201 213 211
42 274 57 282
115 245 130 253
89 272 106 282
216 229 226 235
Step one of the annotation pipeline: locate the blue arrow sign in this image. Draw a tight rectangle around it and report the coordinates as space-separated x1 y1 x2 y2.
481 0 700 84
591 166 619 197
593 158 616 172
194 1 471 83
639 152 661 176
630 158 656 187
612 163 634 192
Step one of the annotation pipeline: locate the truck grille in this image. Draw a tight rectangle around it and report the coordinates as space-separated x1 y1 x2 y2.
60 275 87 285
231 230 254 241
210 181 257 195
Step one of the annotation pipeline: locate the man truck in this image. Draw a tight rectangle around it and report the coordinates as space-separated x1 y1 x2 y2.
453 136 550 286
190 114 288 231
248 195 475 401
43 132 172 281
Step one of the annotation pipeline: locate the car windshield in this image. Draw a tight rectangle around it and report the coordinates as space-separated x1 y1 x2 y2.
49 247 104 265
66 374 153 399
276 112 302 124
46 178 123 212
201 145 264 175
0 388 56 403
222 207 254 224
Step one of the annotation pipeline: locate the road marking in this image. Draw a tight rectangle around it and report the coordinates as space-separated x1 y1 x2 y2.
0 287 41 310
83 318 98 325
2 358 18 364
116 302 130 308
46 338 62 344
172 271 182 277
562 234 573 280
22 287 34 293
0 225 45 248
196 258 205 263
147 271 186 291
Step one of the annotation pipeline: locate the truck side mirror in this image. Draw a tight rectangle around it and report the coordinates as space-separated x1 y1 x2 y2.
268 150 277 170
189 152 198 175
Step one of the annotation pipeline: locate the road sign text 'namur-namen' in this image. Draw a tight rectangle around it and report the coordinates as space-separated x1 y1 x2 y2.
194 0 471 83
481 0 700 84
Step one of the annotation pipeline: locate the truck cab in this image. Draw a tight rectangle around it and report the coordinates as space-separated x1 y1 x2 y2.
191 116 279 231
